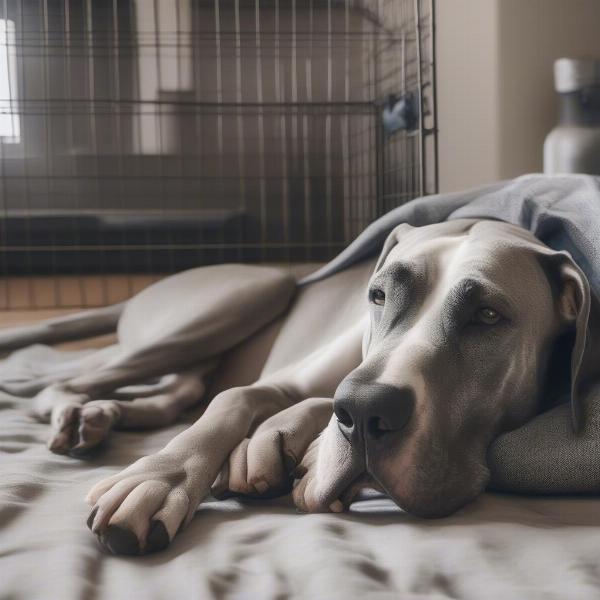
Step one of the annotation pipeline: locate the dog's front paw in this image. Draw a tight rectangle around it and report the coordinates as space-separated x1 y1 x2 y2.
291 437 345 514
210 436 295 500
86 450 201 555
47 400 120 456
211 397 333 500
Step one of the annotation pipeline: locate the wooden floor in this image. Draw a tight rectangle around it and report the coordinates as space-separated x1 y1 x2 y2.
0 264 321 351
0 274 163 311
0 274 155 350
0 264 320 312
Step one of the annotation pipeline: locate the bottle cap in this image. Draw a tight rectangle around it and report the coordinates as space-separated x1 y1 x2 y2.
554 58 600 93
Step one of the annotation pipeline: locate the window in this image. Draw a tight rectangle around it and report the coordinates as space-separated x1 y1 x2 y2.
0 19 19 142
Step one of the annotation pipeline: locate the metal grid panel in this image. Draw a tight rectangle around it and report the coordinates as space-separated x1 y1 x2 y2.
0 0 436 308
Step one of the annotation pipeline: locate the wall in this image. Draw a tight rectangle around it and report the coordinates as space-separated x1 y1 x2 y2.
435 0 500 193
436 0 600 193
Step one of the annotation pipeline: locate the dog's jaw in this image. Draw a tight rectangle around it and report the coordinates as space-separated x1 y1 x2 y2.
293 417 365 512
293 412 492 517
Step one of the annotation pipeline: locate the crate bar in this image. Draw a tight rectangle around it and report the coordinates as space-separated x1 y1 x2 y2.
275 0 290 262
300 0 311 260
429 0 438 193
324 0 332 249
17 0 35 308
413 0 424 197
0 0 10 308
255 0 267 261
234 0 245 262
213 0 224 264
41 0 59 307
341 0 349 242
111 0 132 298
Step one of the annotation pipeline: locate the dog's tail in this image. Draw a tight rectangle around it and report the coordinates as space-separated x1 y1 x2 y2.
0 302 125 354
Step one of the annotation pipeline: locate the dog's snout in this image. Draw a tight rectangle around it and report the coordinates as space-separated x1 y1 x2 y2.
333 382 414 442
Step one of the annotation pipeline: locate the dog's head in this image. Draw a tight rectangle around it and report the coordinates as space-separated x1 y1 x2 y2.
303 219 598 517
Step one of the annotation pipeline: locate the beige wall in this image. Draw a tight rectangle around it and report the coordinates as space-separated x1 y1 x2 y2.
436 0 501 193
436 0 600 193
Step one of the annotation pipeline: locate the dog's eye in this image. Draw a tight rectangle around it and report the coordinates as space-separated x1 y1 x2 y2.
369 288 386 306
475 307 501 325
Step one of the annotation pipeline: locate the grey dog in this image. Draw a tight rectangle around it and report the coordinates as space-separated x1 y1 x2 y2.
0 218 595 555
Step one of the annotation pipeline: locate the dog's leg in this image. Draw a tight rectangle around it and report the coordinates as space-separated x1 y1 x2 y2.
0 304 124 397
34 300 282 453
28 265 295 453
0 303 124 354
34 341 225 458
46 365 213 455
85 320 364 555
32 340 219 437
0 304 124 395
85 383 294 555
211 397 334 499
0 343 119 397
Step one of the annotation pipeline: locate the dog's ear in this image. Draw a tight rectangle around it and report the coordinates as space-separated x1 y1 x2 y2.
543 250 599 432
374 223 414 272
373 220 481 273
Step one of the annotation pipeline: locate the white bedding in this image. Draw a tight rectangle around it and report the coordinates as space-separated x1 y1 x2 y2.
3 262 600 600
2 392 600 600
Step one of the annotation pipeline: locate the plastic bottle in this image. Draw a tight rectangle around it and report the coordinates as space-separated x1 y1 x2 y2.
544 58 600 175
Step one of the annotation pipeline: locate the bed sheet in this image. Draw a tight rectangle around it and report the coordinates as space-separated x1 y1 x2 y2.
2 392 600 600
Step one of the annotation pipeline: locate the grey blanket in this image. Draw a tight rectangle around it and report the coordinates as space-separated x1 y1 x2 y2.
302 174 600 293
305 173 600 495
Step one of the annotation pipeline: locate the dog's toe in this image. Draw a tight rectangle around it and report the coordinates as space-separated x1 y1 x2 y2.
47 404 80 454
49 401 119 457
100 525 140 556
85 458 197 555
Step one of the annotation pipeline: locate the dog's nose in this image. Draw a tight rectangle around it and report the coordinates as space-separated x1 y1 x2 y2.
333 381 414 442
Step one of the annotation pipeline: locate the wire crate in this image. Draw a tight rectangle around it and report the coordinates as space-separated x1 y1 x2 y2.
0 0 437 308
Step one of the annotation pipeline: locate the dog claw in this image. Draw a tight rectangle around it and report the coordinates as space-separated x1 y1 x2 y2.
100 525 140 556
47 435 68 454
69 437 104 457
146 521 170 553
69 445 92 458
211 487 237 500
86 507 99 531
93 516 173 556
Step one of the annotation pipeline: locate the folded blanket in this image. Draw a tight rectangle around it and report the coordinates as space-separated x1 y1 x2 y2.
305 173 600 495
302 174 600 295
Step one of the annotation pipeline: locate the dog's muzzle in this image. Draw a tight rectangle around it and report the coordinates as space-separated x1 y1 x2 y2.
333 380 414 445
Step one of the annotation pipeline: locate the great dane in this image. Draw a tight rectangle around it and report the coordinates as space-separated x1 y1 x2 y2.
1 218 595 555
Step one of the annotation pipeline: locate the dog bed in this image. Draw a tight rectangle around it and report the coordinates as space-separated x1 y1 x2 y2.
5 174 600 598
2 266 600 600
